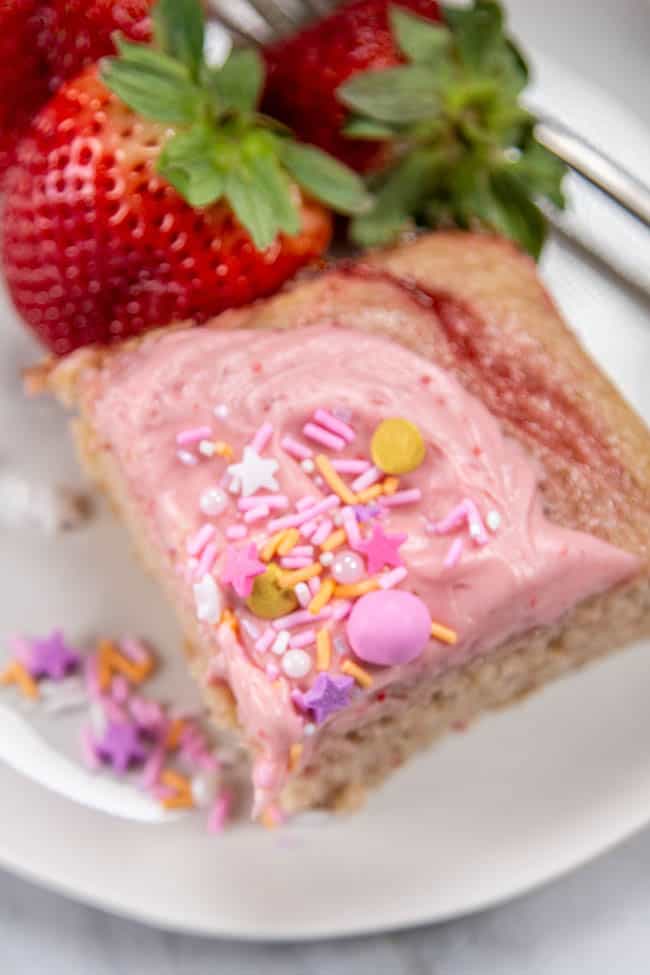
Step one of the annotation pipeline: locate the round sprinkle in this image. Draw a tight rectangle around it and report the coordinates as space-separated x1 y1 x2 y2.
371 418 426 475
331 550 365 584
271 631 291 656
177 449 197 467
301 459 315 474
320 552 334 567
282 650 312 679
199 440 216 457
487 510 501 532
347 590 431 666
214 404 229 419
304 722 316 736
200 487 228 517
246 564 299 620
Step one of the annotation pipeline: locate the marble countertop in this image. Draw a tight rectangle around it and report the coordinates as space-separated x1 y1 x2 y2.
1 0 649 971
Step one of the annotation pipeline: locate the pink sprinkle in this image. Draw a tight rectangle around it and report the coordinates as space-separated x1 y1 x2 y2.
111 674 130 704
311 518 333 546
177 426 212 446
269 494 340 532
265 663 280 680
342 507 360 547
195 541 218 578
184 558 198 584
130 696 165 731
187 523 216 557
141 745 165 789
331 459 370 474
273 607 331 630
119 638 150 665
104 699 127 724
300 519 319 539
330 599 352 621
250 421 273 453
238 495 288 512
151 785 174 802
84 656 102 700
432 500 470 535
207 790 232 834
303 423 345 452
281 436 313 460
80 726 100 770
226 524 247 540
296 495 318 511
313 408 355 444
290 629 316 648
380 489 422 508
351 465 381 493
291 545 314 557
255 628 276 654
379 567 408 589
281 556 312 569
308 576 321 596
464 499 489 546
444 537 465 568
243 504 270 524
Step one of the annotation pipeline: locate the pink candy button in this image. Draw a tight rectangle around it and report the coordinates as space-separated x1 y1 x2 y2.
346 590 432 667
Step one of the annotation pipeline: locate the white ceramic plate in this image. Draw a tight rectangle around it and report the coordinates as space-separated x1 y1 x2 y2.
0 50 649 940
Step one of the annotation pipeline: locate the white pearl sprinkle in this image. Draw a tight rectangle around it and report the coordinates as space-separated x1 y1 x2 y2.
199 440 216 457
214 403 229 419
228 478 240 495
469 521 482 539
487 510 501 532
200 486 228 517
282 650 312 679
271 631 290 656
301 459 315 474
304 723 316 736
320 552 334 567
177 449 197 466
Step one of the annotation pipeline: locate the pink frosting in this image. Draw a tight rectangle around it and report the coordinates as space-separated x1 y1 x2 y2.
86 325 641 811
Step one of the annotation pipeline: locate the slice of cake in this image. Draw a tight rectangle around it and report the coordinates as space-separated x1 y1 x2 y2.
46 232 650 819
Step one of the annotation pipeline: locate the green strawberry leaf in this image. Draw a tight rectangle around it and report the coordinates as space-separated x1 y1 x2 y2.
158 125 225 207
455 169 547 257
245 145 301 237
280 141 373 216
350 151 438 247
153 0 205 81
338 65 440 123
101 49 202 123
225 165 282 251
390 6 452 65
507 138 567 209
207 49 264 114
344 117 397 140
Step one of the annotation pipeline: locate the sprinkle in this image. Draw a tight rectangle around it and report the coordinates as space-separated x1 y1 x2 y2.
291 545 314 558
187 523 216 557
308 578 335 614
161 770 195 810
303 423 346 452
177 426 212 446
296 495 318 511
313 408 355 444
250 422 273 453
228 448 279 497
444 537 464 568
334 579 379 599
330 599 353 621
240 618 260 641
238 495 289 512
268 494 340 532
289 743 303 772
272 607 331 630
277 528 301 555
356 485 385 504
380 489 422 507
177 450 197 466
271 631 290 655
243 504 270 524
487 509 502 533
193 575 223 625
430 621 458 645
141 745 165 790
226 524 247 540
265 663 280 680
295 582 311 608
120 638 152 666
290 629 316 648
300 520 319 539
341 507 361 547
281 436 313 460
314 454 357 505
379 566 408 589
101 641 154 685
382 476 400 496
320 528 347 552
304 722 316 736
261 530 289 561
0 661 39 699
213 403 229 419
221 542 266 598
432 500 469 535
465 499 489 545
282 649 312 679
255 628 276 654
199 440 216 457
320 552 334 567
310 519 331 547
355 524 406 574
333 636 348 656
281 556 313 569
316 628 331 671
200 487 228 517
279 563 323 589
220 609 239 633
207 791 232 834
351 465 381 493
332 459 370 474
301 459 316 474
195 541 218 578
342 660 373 689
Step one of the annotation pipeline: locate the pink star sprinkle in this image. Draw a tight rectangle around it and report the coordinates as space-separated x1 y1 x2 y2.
220 543 266 598
355 524 407 574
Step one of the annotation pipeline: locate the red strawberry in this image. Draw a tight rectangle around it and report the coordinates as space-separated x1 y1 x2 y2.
1 66 333 356
262 0 442 173
0 0 153 178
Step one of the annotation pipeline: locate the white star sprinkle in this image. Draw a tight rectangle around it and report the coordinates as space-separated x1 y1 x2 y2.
227 447 279 498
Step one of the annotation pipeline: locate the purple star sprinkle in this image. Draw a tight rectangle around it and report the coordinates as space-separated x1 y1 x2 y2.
22 630 81 681
95 720 147 773
299 674 355 724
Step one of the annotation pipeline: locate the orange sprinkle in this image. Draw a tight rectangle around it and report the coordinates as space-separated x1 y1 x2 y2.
160 768 192 792
320 528 347 552
289 743 303 772
105 647 154 685
316 628 332 671
214 441 234 460
220 609 239 633
382 476 400 495
277 528 301 556
261 531 288 562
308 578 335 615
356 484 384 503
163 794 195 810
164 719 186 752
430 621 458 645
334 578 379 599
342 659 373 689
315 454 357 505
261 808 280 830
279 563 322 589
0 662 39 700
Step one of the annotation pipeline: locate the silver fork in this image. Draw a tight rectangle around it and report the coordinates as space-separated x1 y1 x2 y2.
207 0 650 230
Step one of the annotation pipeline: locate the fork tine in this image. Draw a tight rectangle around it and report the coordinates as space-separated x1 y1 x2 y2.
246 0 300 33
207 0 274 44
